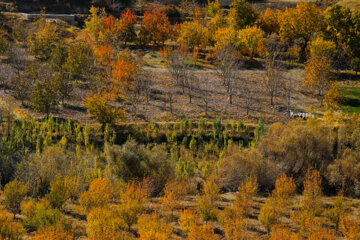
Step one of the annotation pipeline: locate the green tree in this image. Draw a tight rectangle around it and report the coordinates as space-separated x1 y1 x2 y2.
64 41 92 80
31 73 59 117
228 0 258 30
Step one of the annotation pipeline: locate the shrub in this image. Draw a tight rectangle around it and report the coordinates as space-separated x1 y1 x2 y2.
137 213 172 240
188 224 219 240
45 176 80 209
117 181 148 231
325 195 349 230
21 199 71 231
258 199 278 233
269 225 300 240
339 215 360 240
0 208 25 240
221 207 247 240
234 177 258 216
161 180 187 216
33 226 74 240
87 207 127 240
178 209 199 233
79 178 113 212
3 180 28 216
307 228 335 240
196 175 219 222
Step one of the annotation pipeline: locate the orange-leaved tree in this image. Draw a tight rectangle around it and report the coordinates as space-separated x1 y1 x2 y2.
139 9 171 46
118 8 137 45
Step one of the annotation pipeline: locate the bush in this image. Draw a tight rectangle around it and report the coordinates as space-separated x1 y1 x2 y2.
105 139 172 193
3 180 28 216
196 175 219 222
45 176 80 209
137 213 172 240
258 199 278 233
33 226 74 240
87 207 127 240
218 146 278 191
79 178 113 212
178 209 199 233
0 208 25 240
187 224 218 240
21 199 71 231
117 181 148 231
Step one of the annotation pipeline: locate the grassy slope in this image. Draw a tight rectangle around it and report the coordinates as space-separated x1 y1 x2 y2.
339 86 360 113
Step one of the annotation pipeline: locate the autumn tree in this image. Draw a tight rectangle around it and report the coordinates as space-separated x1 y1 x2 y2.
237 26 265 59
303 56 334 106
197 174 220 221
279 3 326 60
214 27 238 50
188 224 219 240
177 21 209 49
228 0 258 30
309 37 337 59
31 69 59 117
178 209 199 234
118 8 137 45
87 207 127 240
325 5 360 61
79 178 113 212
139 9 171 46
161 180 187 216
0 208 25 239
83 92 125 127
45 176 80 210
325 195 349 230
137 213 173 240
84 6 106 43
291 169 323 236
64 41 92 80
10 62 39 105
324 83 342 110
3 180 28 217
117 181 148 231
28 20 59 60
258 8 281 34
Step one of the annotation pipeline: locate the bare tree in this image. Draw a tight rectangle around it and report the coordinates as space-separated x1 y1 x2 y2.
261 43 283 106
199 76 213 115
241 83 257 116
282 77 294 113
0 64 15 93
215 45 241 104
163 46 191 94
185 70 199 104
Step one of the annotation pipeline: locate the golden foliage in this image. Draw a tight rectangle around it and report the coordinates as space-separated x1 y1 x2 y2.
137 213 173 240
161 180 187 215
87 207 127 240
307 228 335 240
196 174 220 221
187 224 219 240
269 225 300 240
79 178 113 212
339 215 360 240
33 226 74 240
178 209 199 233
0 208 24 240
3 180 28 216
177 21 209 48
324 83 342 110
234 177 258 216
237 26 265 58
117 181 148 230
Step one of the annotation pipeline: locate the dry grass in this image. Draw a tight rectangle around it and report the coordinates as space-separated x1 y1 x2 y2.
338 0 360 11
